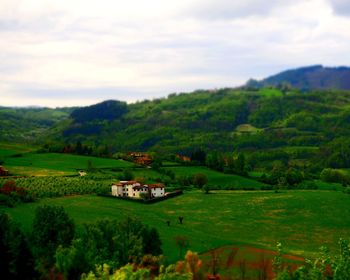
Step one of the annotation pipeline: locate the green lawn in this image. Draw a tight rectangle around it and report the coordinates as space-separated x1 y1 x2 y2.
0 143 36 157
2 152 135 176
5 190 350 263
165 166 265 189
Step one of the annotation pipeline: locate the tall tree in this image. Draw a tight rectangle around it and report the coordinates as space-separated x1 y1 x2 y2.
0 212 36 280
31 205 75 267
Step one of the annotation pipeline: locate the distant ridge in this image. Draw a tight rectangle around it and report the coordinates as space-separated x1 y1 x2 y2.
246 65 350 90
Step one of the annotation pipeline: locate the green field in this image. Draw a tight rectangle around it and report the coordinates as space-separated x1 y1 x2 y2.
165 166 265 189
5 190 350 263
0 143 36 157
258 88 283 97
1 152 135 176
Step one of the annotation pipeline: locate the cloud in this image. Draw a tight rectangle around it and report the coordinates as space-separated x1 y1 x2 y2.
0 0 350 107
184 0 298 20
329 0 350 16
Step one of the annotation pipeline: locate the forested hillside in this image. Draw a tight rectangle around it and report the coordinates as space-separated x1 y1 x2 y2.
0 107 72 142
51 88 350 152
3 85 350 176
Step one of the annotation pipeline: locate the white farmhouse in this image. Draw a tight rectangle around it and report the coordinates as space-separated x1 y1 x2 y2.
148 183 166 198
111 181 165 199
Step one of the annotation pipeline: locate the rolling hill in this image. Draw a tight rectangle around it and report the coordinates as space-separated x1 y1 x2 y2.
246 65 350 90
2 66 350 176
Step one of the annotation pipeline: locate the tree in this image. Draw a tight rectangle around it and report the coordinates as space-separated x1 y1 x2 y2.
193 173 208 189
191 149 206 165
0 212 36 280
120 169 134 181
31 205 75 266
142 227 162 256
235 153 246 174
175 251 203 280
57 217 163 278
203 184 211 194
76 141 83 155
87 160 95 172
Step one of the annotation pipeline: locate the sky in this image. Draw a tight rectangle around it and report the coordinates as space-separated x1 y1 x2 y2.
1 0 350 107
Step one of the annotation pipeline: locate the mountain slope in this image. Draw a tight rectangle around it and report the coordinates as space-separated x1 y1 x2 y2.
46 88 350 156
0 107 72 143
246 65 350 90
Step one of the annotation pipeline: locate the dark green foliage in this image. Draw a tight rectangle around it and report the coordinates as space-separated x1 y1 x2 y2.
320 137 350 168
0 212 36 280
118 169 134 181
193 173 208 189
260 167 304 187
70 100 128 123
275 239 350 280
55 218 162 279
320 169 350 185
31 205 75 266
0 107 71 143
191 149 206 164
206 152 224 172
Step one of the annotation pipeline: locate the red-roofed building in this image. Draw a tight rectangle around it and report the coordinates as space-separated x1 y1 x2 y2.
128 152 153 166
176 154 191 162
111 181 165 199
148 183 165 198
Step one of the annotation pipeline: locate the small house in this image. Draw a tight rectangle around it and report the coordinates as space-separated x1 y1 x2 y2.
148 183 165 198
0 166 9 176
79 170 87 176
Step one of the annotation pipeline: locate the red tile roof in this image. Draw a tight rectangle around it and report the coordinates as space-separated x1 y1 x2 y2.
147 183 165 189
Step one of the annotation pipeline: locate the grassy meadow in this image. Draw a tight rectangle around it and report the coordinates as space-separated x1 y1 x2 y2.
0 149 135 176
2 144 350 271
5 190 350 263
165 166 265 189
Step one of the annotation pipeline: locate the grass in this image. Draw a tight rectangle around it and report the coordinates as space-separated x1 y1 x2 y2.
0 143 36 157
2 152 135 176
235 124 261 134
165 166 265 189
5 190 350 263
312 180 343 191
259 88 283 97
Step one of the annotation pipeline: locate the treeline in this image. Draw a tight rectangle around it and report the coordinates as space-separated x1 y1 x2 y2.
39 140 112 158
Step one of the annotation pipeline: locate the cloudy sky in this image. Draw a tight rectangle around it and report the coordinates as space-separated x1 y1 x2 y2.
1 0 350 107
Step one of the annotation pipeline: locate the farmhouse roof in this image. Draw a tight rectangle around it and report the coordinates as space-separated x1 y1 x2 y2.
115 180 140 186
147 183 165 189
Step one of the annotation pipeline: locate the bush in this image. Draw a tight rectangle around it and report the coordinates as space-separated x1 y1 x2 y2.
344 187 350 194
320 168 349 185
297 181 318 190
0 194 15 207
